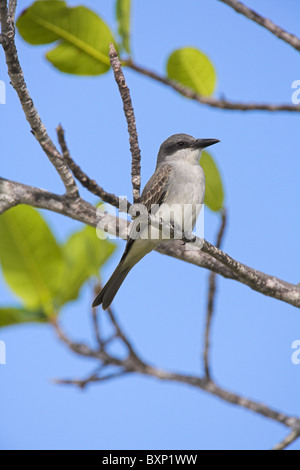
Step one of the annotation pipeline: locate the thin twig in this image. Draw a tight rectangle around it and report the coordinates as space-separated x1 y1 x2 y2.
109 44 142 203
106 304 144 365
273 428 300 451
92 282 144 365
125 60 300 113
54 370 129 390
203 209 227 379
40 141 80 201
56 125 128 210
51 314 300 438
218 0 300 53
92 285 102 348
0 1 79 197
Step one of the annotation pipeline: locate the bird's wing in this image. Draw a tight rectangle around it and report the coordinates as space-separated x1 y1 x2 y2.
120 164 172 261
141 164 172 212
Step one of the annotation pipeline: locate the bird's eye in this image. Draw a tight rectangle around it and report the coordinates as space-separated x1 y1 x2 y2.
177 141 184 147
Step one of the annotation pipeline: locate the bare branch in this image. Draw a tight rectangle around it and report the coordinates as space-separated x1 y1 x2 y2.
201 240 300 308
203 209 227 379
40 141 80 201
273 428 300 451
56 125 129 210
109 44 142 203
1 176 299 308
218 0 300 53
54 370 129 390
51 315 300 435
0 2 78 197
0 185 18 214
8 0 17 22
91 285 103 348
106 304 145 366
126 61 300 113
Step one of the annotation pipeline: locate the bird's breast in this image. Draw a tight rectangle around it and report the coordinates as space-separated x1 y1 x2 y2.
167 161 205 206
159 161 205 231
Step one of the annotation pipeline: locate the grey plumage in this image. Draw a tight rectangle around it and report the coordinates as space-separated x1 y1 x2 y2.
93 133 220 310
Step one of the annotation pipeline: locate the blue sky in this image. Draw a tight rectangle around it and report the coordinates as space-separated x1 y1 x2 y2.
0 0 299 450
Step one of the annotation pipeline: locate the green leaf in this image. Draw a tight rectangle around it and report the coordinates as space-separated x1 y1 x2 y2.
16 0 115 75
116 0 131 54
0 206 64 312
200 151 224 212
56 225 116 307
167 47 216 96
0 307 48 328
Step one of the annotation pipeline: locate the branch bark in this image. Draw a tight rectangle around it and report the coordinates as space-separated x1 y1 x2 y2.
8 0 17 22
1 176 299 309
0 1 79 199
201 240 300 307
52 313 300 447
109 44 142 203
273 428 300 451
126 61 300 113
56 125 128 210
218 0 300 53
203 209 227 379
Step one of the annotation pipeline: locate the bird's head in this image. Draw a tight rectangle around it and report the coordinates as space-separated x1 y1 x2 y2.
157 133 220 167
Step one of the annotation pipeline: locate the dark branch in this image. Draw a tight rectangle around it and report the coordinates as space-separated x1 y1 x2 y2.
203 209 227 379
52 315 300 439
218 0 300 52
273 427 300 451
125 61 300 113
54 370 129 390
56 125 128 210
109 44 142 203
0 1 79 197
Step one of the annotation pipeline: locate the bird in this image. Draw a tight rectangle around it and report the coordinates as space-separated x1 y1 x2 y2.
93 133 220 310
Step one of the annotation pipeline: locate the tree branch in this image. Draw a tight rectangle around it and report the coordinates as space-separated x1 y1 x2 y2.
0 1 79 198
201 240 300 307
0 176 299 308
52 312 300 445
125 61 300 113
8 0 17 22
56 125 128 210
273 427 300 451
218 0 300 53
54 370 129 389
109 44 142 203
203 209 227 379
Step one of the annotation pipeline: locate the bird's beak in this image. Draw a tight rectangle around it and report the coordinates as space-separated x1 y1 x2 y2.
193 138 220 149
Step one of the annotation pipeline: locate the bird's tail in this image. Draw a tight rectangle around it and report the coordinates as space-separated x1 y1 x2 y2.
92 261 131 310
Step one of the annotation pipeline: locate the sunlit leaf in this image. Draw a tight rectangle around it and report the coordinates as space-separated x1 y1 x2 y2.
17 0 115 75
0 206 64 312
116 0 131 54
200 151 224 212
167 47 216 96
0 307 48 328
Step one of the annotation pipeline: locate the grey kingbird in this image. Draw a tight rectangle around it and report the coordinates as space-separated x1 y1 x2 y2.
93 133 220 309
